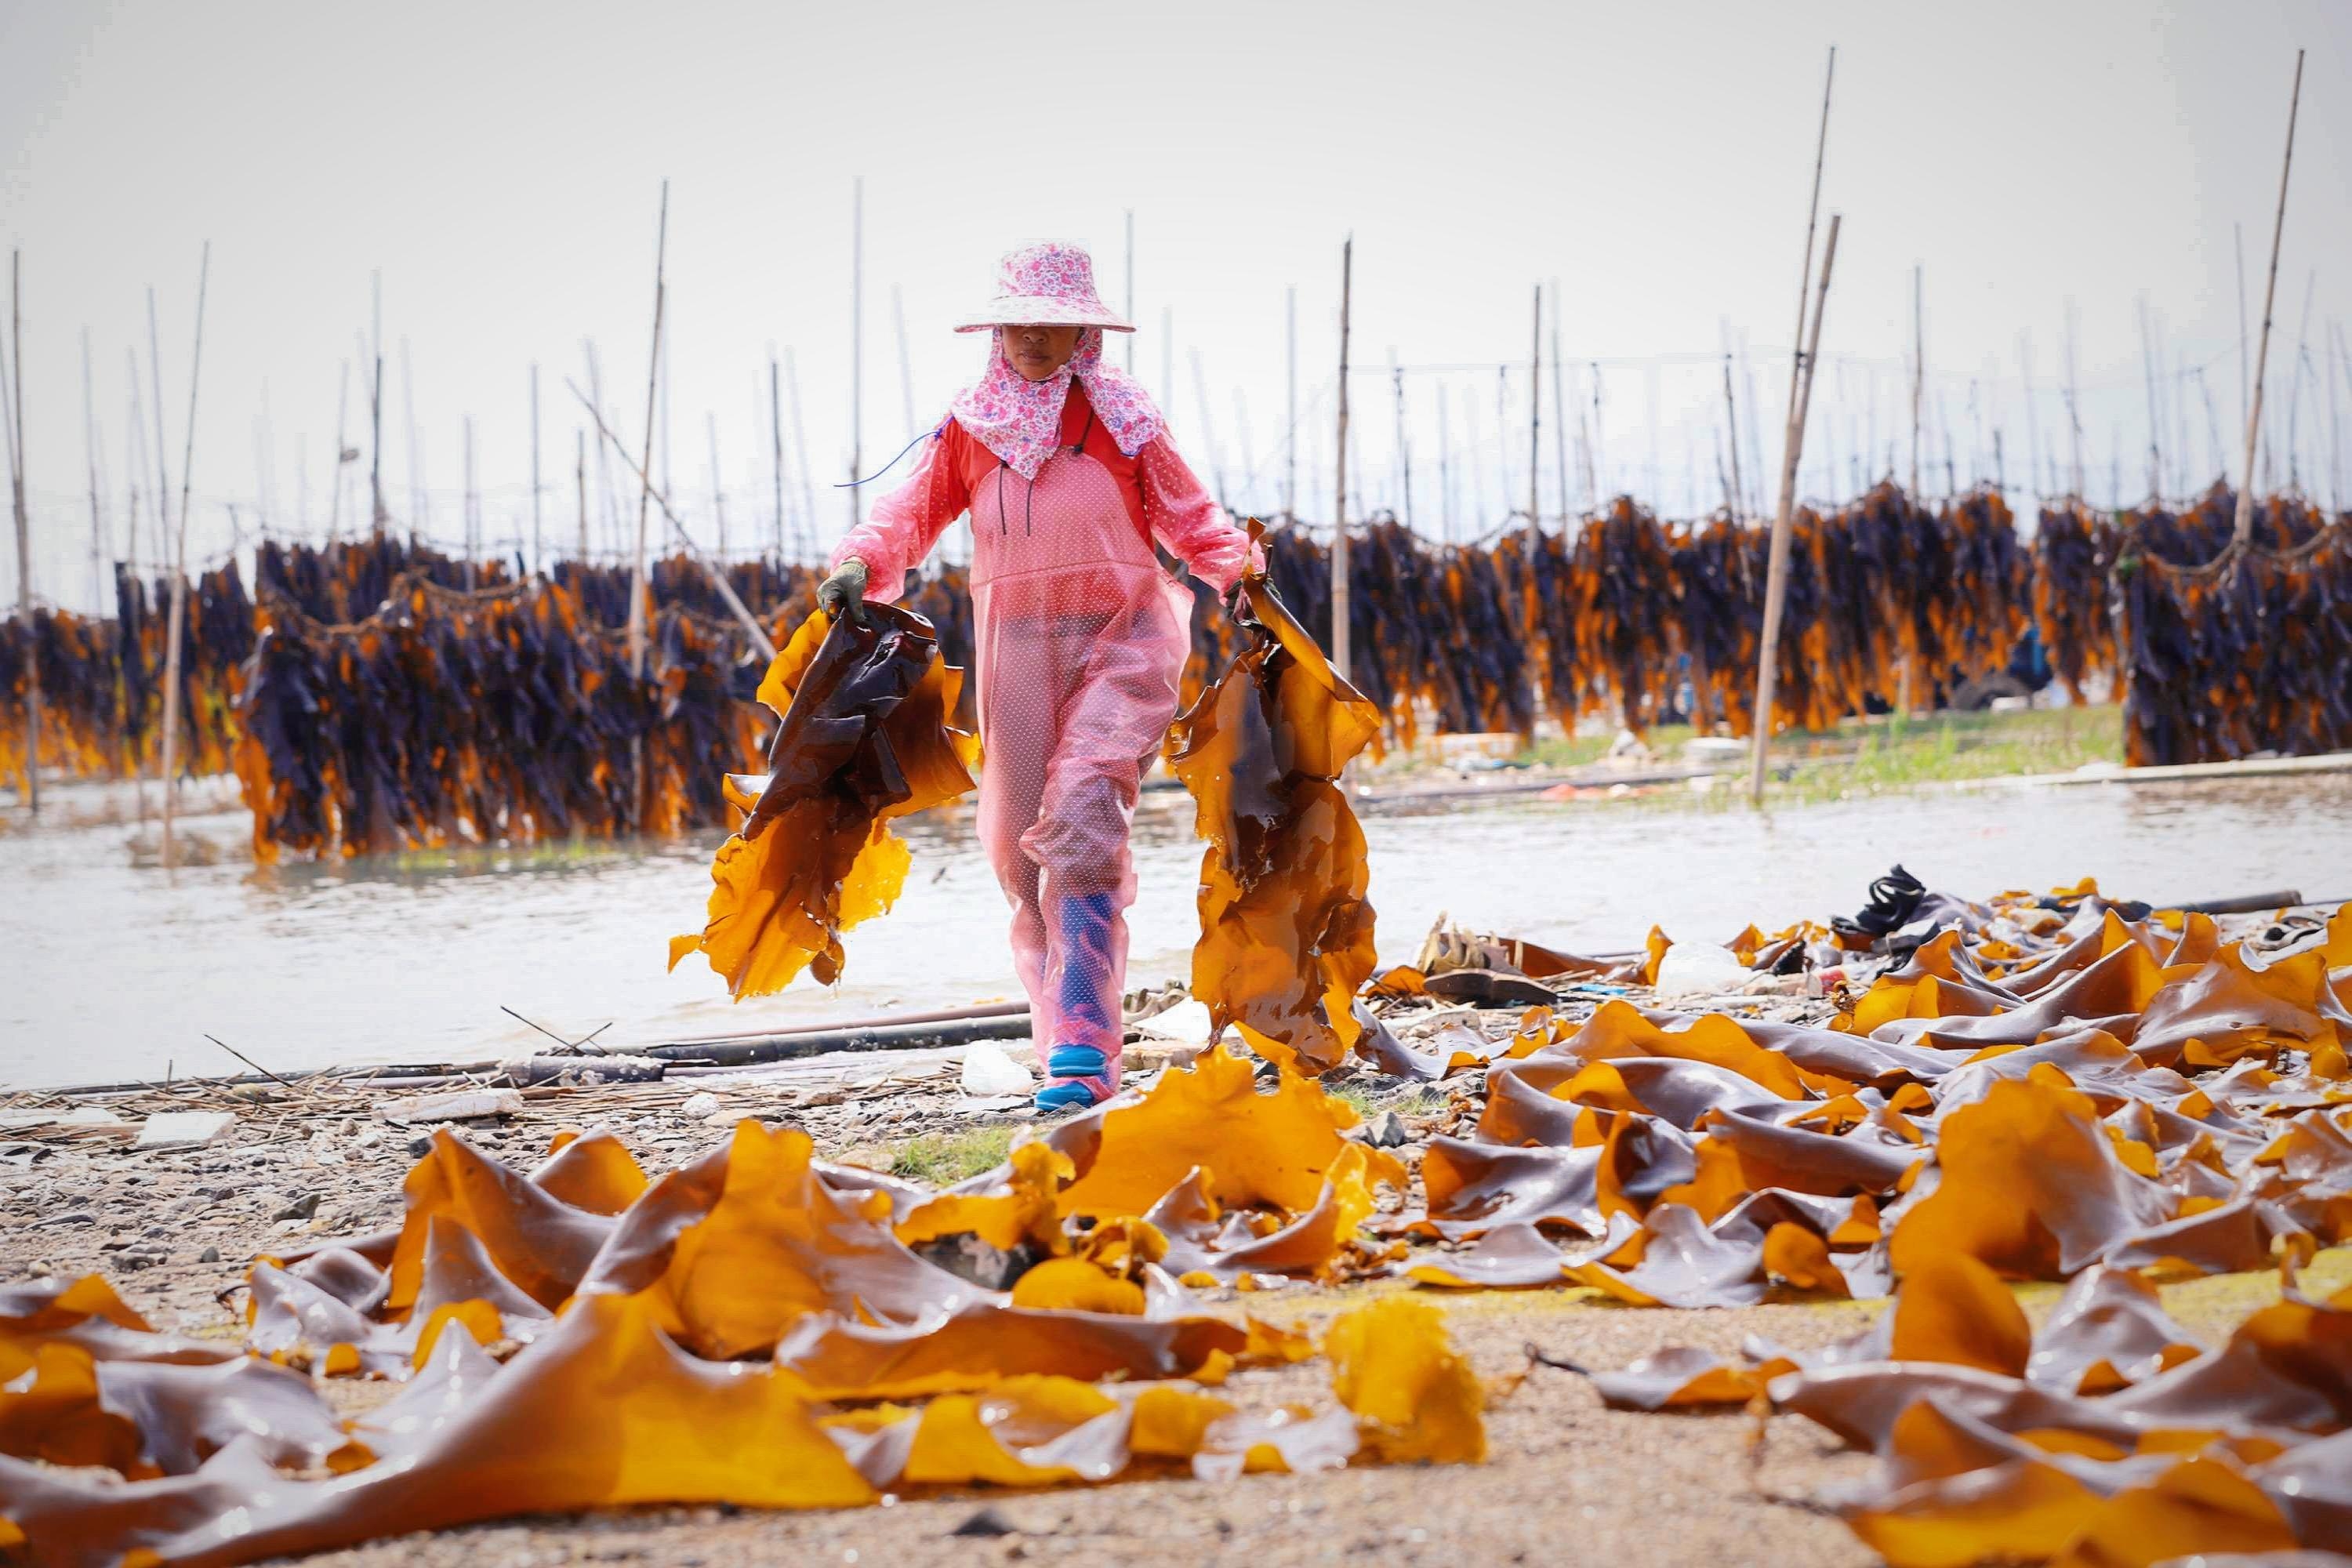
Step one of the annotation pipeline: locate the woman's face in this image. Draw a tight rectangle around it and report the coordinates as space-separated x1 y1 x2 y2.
1004 323 1081 382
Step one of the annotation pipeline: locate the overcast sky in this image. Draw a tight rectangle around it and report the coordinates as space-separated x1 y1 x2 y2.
3 0 2347 611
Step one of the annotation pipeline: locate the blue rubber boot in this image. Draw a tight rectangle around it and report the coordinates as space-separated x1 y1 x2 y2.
1035 1045 1114 1112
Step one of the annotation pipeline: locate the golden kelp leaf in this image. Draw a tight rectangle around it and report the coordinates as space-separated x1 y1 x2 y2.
1564 1000 1815 1099
387 1131 616 1313
671 604 978 1000
1008 1259 1146 1316
615 1120 980 1360
528 1131 650 1216
1324 1298 1486 1465
2049 1454 2297 1568
897 1377 1120 1487
1171 562 1381 1076
1846 1452 2100 1568
1886 1254 2033 1376
896 1140 1073 1253
1887 1076 2175 1279
1052 1045 1401 1219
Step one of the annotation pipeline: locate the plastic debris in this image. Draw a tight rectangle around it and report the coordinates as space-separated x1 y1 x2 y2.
959 1041 1035 1098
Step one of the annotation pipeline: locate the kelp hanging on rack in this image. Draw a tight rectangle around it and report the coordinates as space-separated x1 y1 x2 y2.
234 572 771 860
669 603 980 998
2117 492 2350 765
0 606 122 789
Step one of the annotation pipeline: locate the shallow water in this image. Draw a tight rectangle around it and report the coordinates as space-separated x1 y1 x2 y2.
2 775 2343 1090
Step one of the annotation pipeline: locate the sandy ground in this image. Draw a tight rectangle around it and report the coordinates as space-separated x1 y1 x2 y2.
9 1013 2344 1568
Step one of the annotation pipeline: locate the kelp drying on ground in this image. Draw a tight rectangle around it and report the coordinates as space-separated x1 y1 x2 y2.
234 572 771 860
0 1051 1476 1568
1171 561 1382 1076
2114 490 2351 766
668 604 980 998
1387 881 2352 1560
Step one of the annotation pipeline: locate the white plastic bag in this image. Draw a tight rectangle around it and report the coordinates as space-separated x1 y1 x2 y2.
960 1040 1036 1097
1652 942 1750 998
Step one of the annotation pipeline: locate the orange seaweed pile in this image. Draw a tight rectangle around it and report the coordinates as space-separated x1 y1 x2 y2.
0 1050 1475 1566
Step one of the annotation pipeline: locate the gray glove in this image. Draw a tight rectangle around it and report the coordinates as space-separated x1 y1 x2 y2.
815 558 869 627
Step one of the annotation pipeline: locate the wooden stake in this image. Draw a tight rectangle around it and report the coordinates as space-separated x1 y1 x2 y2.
462 415 477 589
848 176 863 532
158 242 209 870
402 337 425 539
368 270 387 533
1526 284 1542 545
82 327 103 615
1390 351 1410 527
1910 265 1923 496
327 359 349 543
1333 237 1353 681
2236 49 2303 549
574 428 587 561
568 380 773 659
5 253 35 816
529 365 541 572
1720 347 1744 521
786 347 815 557
1747 49 1835 804
1550 284 1570 522
626 180 670 680
768 350 785 560
1283 286 1297 520
1757 236 1848 768
706 410 727 557
891 283 915 440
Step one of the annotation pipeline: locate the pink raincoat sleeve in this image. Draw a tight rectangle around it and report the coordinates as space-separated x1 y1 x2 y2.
1135 435 1263 594
828 426 971 604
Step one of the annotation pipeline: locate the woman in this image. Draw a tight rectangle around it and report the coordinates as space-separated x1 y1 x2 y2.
819 241 1256 1112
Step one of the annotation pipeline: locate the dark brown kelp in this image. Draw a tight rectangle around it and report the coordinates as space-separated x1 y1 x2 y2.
667 602 980 997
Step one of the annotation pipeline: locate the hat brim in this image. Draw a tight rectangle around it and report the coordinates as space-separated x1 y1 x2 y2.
953 294 1135 332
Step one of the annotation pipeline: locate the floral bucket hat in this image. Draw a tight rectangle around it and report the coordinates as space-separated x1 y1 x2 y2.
953 241 1134 333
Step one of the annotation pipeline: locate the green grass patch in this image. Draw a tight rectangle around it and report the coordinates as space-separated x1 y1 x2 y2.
884 1125 1016 1185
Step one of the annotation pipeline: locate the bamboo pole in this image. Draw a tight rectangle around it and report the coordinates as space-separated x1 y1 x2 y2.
326 360 349 543
574 429 587 560
2019 332 2042 507
82 328 103 614
529 365 541 573
1438 385 1453 541
768 351 785 561
401 337 424 540
891 283 914 439
157 242 209 869
568 381 774 660
786 347 815 558
2063 303 2085 499
1390 352 1409 527
2236 49 2303 549
462 416 477 590
1526 284 1541 545
2332 321 2347 514
5 253 34 816
2139 296 2162 500
1720 349 1744 521
1746 49 1835 804
1189 349 1225 506
1123 210 1135 374
368 271 387 532
1550 284 1570 522
626 181 670 832
1333 238 1353 681
848 176 863 532
2286 269 2316 491
1909 265 1923 497
1283 286 1297 519
2235 223 2251 445
626 180 670 678
706 411 727 557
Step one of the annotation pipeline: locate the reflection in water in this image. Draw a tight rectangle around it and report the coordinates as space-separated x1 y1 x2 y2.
2 776 2340 1089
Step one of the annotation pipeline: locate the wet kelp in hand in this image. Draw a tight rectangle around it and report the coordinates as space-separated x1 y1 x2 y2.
0 1055 1479 1568
1171 558 1381 1075
669 602 981 998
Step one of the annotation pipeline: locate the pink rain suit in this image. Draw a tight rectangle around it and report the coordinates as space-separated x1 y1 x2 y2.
830 330 1254 1103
